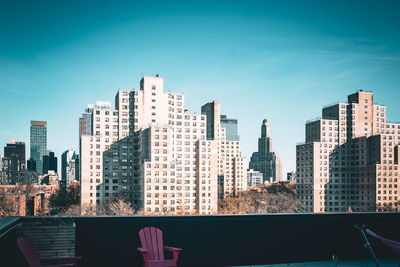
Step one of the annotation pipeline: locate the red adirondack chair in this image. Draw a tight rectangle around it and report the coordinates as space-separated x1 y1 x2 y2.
137 227 182 267
17 237 82 267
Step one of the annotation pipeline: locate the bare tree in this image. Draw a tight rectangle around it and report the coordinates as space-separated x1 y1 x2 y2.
0 195 21 219
219 183 303 214
98 197 135 215
58 204 82 216
49 185 80 215
0 185 34 219
80 204 98 216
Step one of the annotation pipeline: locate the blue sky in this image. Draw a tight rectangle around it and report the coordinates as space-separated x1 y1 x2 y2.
1 0 400 174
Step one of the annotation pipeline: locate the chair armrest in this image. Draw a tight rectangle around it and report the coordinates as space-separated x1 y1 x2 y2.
137 247 149 261
165 246 182 252
137 247 148 253
165 246 182 261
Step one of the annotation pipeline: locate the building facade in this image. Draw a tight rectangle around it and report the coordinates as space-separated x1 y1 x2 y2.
0 184 57 217
80 76 247 214
249 119 283 183
3 140 26 184
0 156 7 184
247 169 264 187
30 121 47 175
220 115 239 141
79 105 93 137
287 171 296 183
201 101 247 199
61 149 80 187
296 90 400 213
27 158 36 171
42 151 57 175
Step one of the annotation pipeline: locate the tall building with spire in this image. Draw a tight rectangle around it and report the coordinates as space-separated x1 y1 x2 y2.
297 90 400 213
249 119 282 183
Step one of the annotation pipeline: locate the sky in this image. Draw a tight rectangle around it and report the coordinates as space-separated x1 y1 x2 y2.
1 0 400 175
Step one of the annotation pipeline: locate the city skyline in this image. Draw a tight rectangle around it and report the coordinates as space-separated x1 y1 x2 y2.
1 82 398 176
1 1 400 175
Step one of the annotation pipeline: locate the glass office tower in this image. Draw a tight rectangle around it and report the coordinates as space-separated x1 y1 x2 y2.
220 115 240 141
30 121 47 175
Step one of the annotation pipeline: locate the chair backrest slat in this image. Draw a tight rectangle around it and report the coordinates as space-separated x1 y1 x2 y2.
17 237 41 266
139 227 165 261
155 228 164 260
149 227 159 260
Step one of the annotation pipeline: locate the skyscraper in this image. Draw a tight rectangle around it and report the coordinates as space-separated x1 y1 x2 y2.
30 121 47 175
220 115 239 141
0 155 9 184
80 75 247 214
249 119 282 183
201 101 247 198
62 149 79 186
4 140 25 169
79 105 93 137
42 151 57 175
3 139 26 184
296 90 400 213
27 158 36 171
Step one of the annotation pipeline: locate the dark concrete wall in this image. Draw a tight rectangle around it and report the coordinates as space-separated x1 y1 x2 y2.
2 213 400 267
75 213 400 267
0 217 19 267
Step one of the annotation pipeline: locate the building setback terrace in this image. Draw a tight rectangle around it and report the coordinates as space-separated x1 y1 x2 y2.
1 213 400 267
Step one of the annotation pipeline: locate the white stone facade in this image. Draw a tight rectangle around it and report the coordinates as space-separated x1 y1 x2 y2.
201 101 247 198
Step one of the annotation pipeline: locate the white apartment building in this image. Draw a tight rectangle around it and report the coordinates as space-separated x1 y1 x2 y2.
80 75 247 214
297 90 400 213
80 102 118 206
201 101 247 198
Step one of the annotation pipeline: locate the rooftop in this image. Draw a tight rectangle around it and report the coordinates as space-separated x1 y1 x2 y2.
30 121 47 127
